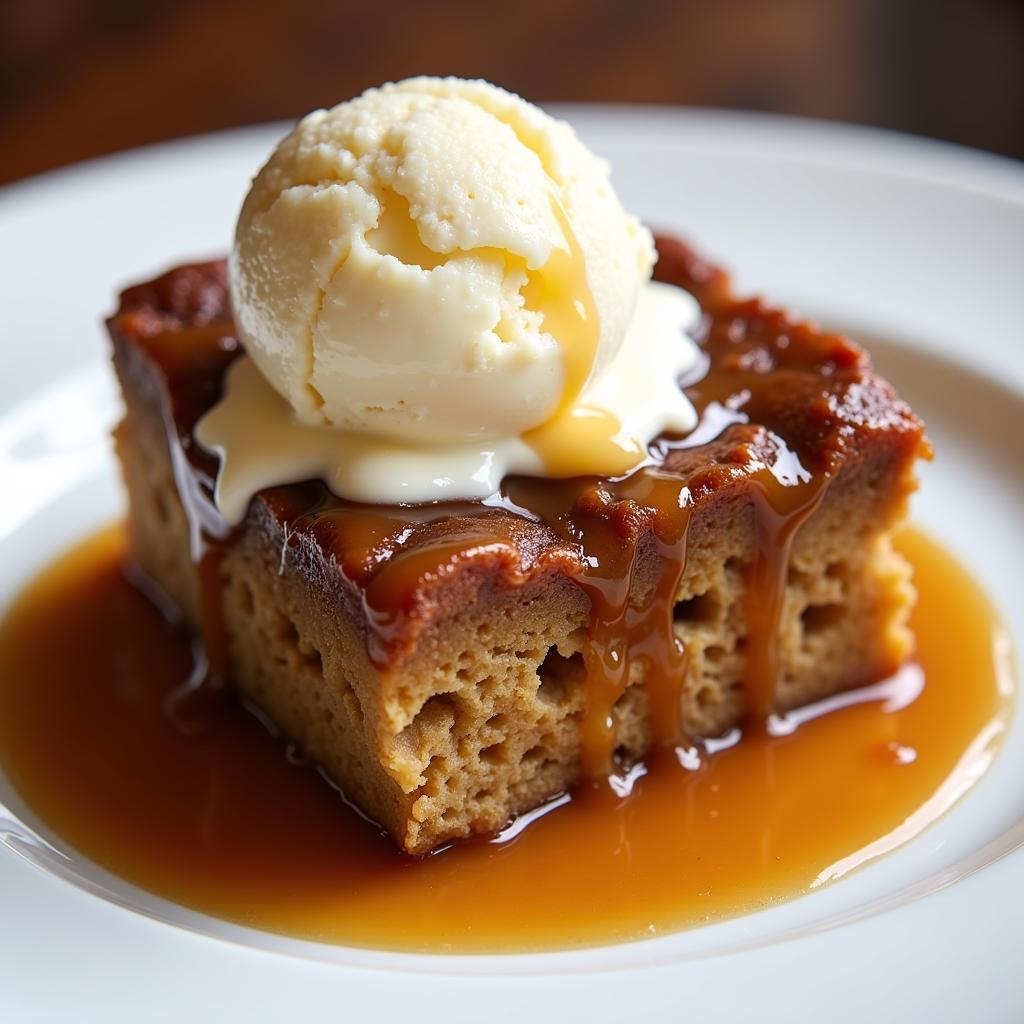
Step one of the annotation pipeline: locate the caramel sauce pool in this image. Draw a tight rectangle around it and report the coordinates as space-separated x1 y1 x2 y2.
0 525 1010 953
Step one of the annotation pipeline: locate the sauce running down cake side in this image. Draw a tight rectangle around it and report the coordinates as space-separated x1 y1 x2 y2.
105 235 928 856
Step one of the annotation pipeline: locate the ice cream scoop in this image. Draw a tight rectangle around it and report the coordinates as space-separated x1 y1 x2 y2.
199 77 702 517
231 76 654 444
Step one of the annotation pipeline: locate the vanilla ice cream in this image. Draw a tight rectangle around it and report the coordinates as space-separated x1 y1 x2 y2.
232 76 653 441
197 77 702 517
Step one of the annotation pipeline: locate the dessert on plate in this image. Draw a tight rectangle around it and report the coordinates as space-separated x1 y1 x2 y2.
108 77 926 856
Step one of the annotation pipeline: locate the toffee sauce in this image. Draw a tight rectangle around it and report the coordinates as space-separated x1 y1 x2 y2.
0 525 1009 952
2 238 1004 951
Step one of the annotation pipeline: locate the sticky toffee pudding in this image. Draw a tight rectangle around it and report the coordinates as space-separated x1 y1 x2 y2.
104 236 926 857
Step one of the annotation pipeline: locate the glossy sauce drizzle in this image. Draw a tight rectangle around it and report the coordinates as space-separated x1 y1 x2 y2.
0 525 1010 952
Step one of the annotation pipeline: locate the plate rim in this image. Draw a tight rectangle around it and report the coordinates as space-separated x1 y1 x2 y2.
1 104 1021 215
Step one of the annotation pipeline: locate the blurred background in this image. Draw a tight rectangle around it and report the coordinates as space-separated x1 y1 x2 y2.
1 0 1021 187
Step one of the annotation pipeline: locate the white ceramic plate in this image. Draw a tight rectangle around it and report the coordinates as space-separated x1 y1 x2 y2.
1 108 1023 1023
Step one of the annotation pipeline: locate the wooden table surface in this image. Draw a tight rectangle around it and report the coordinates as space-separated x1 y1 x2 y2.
1 0 1021 187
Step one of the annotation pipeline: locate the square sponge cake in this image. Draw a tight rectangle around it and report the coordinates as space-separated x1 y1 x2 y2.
108 235 926 855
